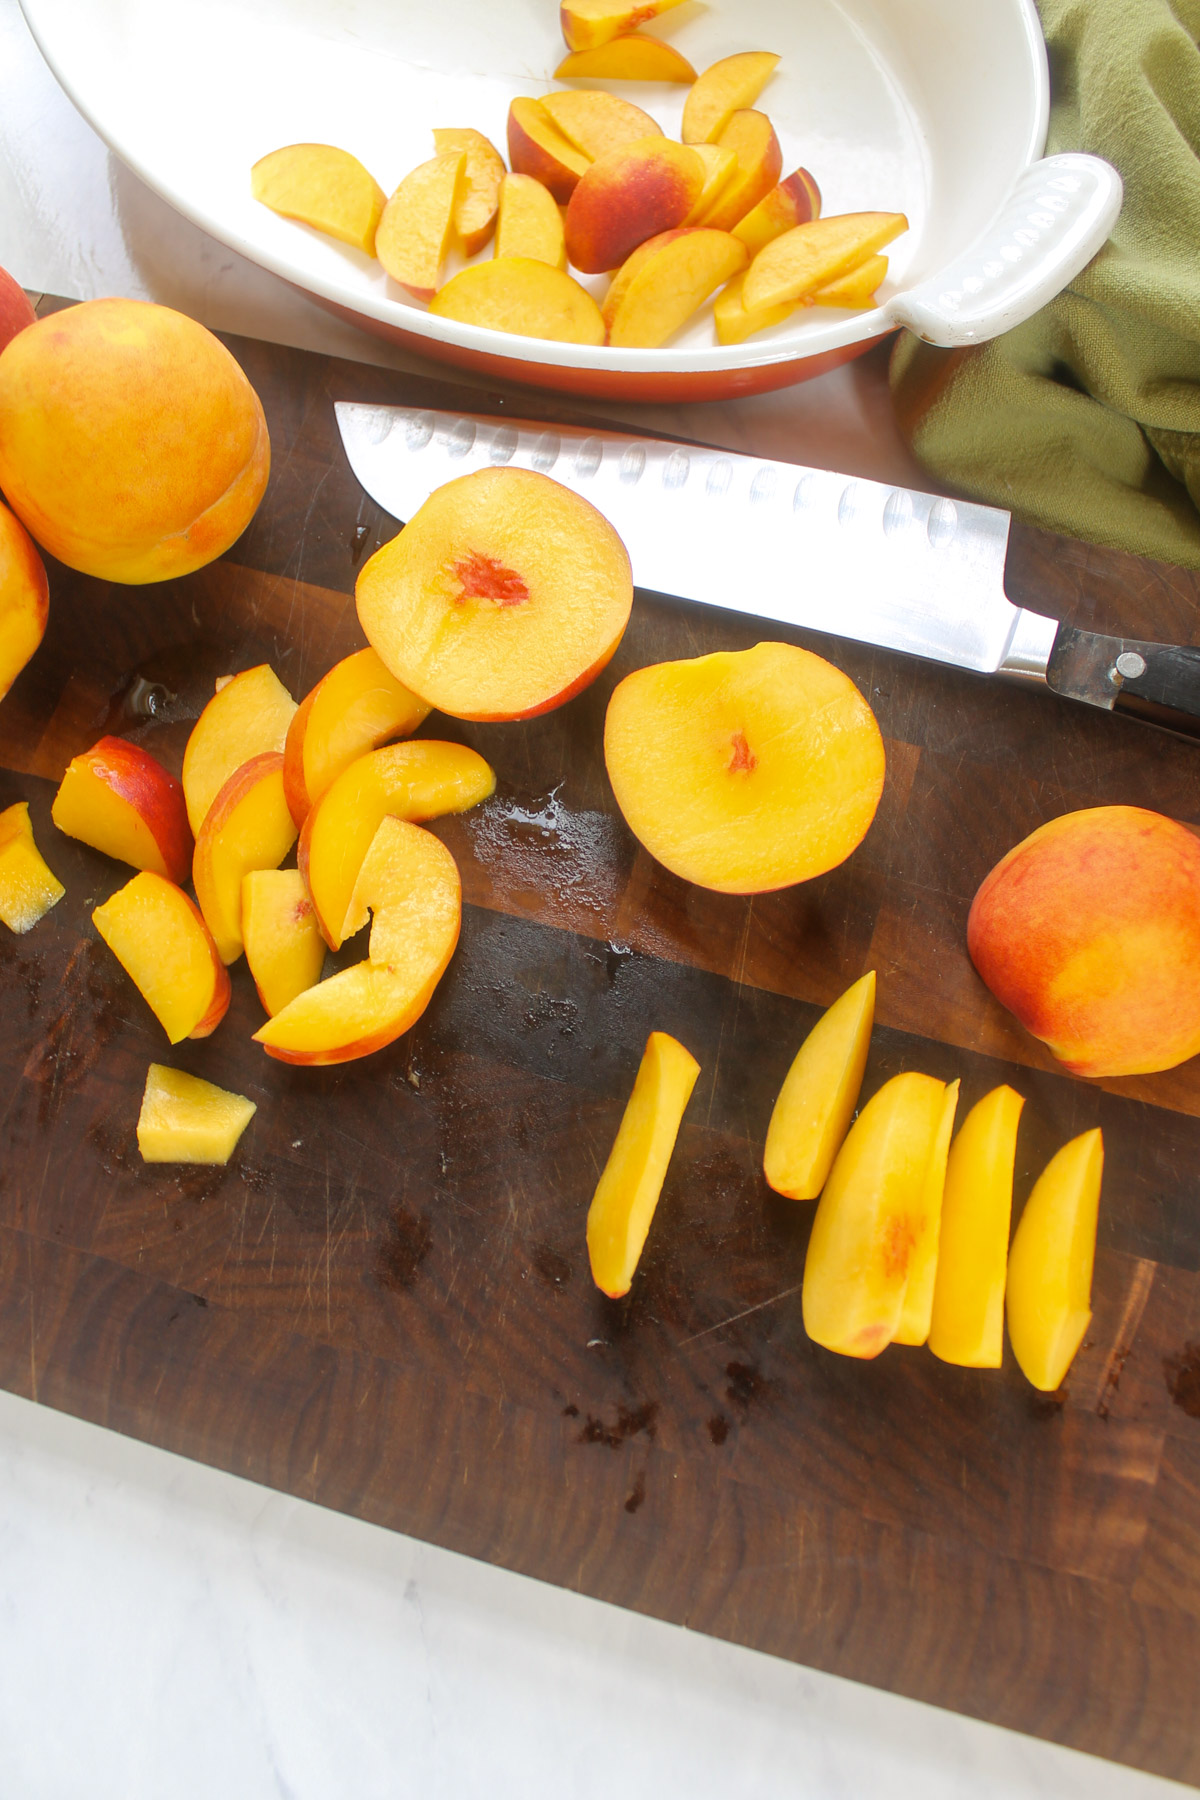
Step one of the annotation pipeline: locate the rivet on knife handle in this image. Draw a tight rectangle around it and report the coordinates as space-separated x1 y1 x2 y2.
1047 627 1200 740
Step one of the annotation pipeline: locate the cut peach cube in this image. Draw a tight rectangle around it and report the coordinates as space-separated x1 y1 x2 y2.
732 168 821 257
565 137 706 273
250 144 386 255
554 36 696 82
892 1078 961 1346
432 128 506 256
540 89 663 163
137 1063 256 1165
242 867 327 1017
493 175 567 269
507 98 591 203
283 646 431 828
603 226 748 347
560 0 687 53
92 871 230 1043
376 151 467 302
693 110 782 232
1006 1128 1103 1392
430 258 605 346
586 1030 700 1298
52 736 193 885
762 970 875 1202
0 497 48 703
814 255 888 309
743 211 908 312
682 51 781 145
192 751 298 964
182 664 297 836
682 144 737 226
0 800 63 933
713 271 797 345
927 1085 1025 1368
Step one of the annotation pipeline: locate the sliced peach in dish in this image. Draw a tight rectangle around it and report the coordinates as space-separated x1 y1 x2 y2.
432 128 506 256
604 642 885 894
540 89 663 163
732 168 821 256
693 110 782 232
493 174 567 269
376 151 467 302
430 258 605 346
356 467 633 725
192 751 298 964
250 144 386 255
242 867 326 1017
0 497 48 703
814 255 888 309
92 871 230 1043
713 271 797 345
560 0 687 52
283 646 430 829
565 137 706 273
763 971 875 1202
52 736 193 885
299 739 496 948
507 98 591 203
587 1030 700 1298
743 211 908 312
681 144 737 226
137 1063 256 1165
892 1078 960 1347
927 1085 1025 1368
802 1072 948 1358
0 800 64 933
255 816 460 1066
182 664 297 836
554 35 696 81
682 52 781 145
1006 1129 1103 1392
603 227 748 347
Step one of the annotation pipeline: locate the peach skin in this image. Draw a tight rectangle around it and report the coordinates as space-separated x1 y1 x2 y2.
241 867 327 1017
1006 1129 1103 1392
540 90 663 163
251 144 386 254
92 871 230 1043
891 1079 960 1347
432 128 506 256
564 138 706 273
560 0 687 53
507 98 591 203
283 646 430 828
192 751 298 964
681 52 781 146
0 800 64 933
52 736 193 885
602 227 748 347
927 1085 1025 1368
743 212 908 312
137 1064 257 1165
762 971 875 1202
693 111 782 232
182 664 297 836
376 151 466 301
493 175 568 269
0 497 49 703
429 258 605 346
0 264 36 352
554 37 696 82
732 168 821 257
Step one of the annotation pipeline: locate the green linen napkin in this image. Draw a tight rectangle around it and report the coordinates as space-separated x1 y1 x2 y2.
889 0 1200 569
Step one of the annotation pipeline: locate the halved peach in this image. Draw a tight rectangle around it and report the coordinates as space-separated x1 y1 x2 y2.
283 646 430 828
507 98 591 203
814 254 888 309
52 736 193 885
694 110 782 231
892 1078 960 1347
376 151 466 301
432 128 506 256
540 89 663 163
137 1063 257 1164
182 664 297 836
299 739 496 948
713 270 797 345
560 0 687 53
255 816 461 1065
493 174 568 269
0 498 48 703
604 642 885 894
681 52 781 145
603 227 748 347
681 144 737 226
565 137 706 273
732 167 821 257
242 867 327 1016
763 970 875 1202
430 258 605 346
0 800 64 933
743 211 908 312
250 144 387 255
92 871 230 1043
927 1085 1025 1368
1006 1128 1103 1392
554 35 696 81
192 751 298 964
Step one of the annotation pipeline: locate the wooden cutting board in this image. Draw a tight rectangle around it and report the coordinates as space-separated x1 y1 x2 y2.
2 312 1200 1786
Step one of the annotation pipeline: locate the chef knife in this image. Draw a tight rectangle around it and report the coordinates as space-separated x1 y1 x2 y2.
335 402 1200 739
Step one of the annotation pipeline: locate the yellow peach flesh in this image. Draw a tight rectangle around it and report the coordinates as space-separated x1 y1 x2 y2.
242 868 328 1017
0 498 48 703
137 1063 257 1165
182 664 297 836
891 1078 960 1346
743 212 908 312
507 98 591 203
927 1085 1025 1368
560 0 687 52
732 169 821 257
603 227 748 348
493 175 568 269
92 871 230 1044
693 110 782 232
283 646 430 827
0 801 63 933
540 89 662 162
713 271 797 345
430 258 605 346
681 52 781 145
52 738 193 884
250 144 386 254
192 752 298 964
814 255 887 308
432 128 505 255
763 971 875 1201
554 37 696 81
1006 1129 1103 1392
376 151 466 301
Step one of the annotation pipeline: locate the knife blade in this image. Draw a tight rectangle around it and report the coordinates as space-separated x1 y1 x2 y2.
335 402 1200 739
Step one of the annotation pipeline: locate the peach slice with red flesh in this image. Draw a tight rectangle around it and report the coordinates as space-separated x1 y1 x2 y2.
255 816 461 1066
743 211 908 312
693 110 782 232
682 52 781 145
376 151 466 302
507 98 591 203
0 498 48 703
603 227 748 347
192 751 299 964
0 800 64 933
250 144 386 255
299 739 495 949
182 664 297 836
540 89 663 163
560 0 687 53
430 258 605 346
52 736 193 885
242 867 327 1017
356 467 633 725
927 1085 1025 1368
137 1063 257 1165
554 36 696 82
565 137 706 273
732 168 821 257
283 646 430 829
92 871 230 1043
604 642 885 894
432 128 505 256
493 175 567 269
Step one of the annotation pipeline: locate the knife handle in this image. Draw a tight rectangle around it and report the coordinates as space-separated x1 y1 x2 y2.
1047 626 1200 740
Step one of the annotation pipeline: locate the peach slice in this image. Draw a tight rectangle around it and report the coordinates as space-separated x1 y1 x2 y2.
586 1030 701 1298
713 271 797 345
254 816 460 1066
560 0 687 52
814 255 888 309
554 36 696 82
432 128 506 256
0 800 64 933
137 1063 257 1165
604 642 885 894
376 151 466 301
299 739 495 948
732 168 821 257
192 752 298 965
182 664 297 836
565 137 706 273
493 174 567 269
507 98 591 203
1006 1129 1103 1392
603 227 748 347
250 144 387 255
52 736 193 886
927 1085 1025 1368
429 258 605 346
802 1072 949 1359
357 466 633 725
92 871 230 1043
0 498 48 703
283 646 430 829
681 144 737 226
892 1078 960 1347
540 89 663 163
743 211 909 312
682 52 781 146
763 971 875 1202
693 110 783 232
242 868 327 1017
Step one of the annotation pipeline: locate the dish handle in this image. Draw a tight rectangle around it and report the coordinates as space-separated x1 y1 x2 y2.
885 153 1123 348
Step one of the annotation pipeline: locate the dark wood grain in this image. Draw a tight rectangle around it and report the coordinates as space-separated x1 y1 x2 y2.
4 308 1200 1785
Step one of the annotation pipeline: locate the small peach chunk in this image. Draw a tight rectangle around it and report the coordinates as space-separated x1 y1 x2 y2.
560 0 687 52
250 144 386 255
376 151 466 301
540 89 663 162
192 752 298 964
92 871 230 1043
732 168 821 256
493 175 567 269
603 227 748 347
0 800 63 933
604 642 885 894
357 467 633 725
52 737 193 885
587 1030 700 1298
927 1085 1025 1368
554 36 696 81
430 258 605 346
0 498 48 703
432 128 506 255
137 1063 256 1165
693 110 783 232
565 137 706 273
242 868 327 1016
182 664 297 836
814 255 888 309
507 98 591 203
682 52 781 145
743 211 908 312
681 145 737 226
283 647 430 828
763 971 875 1201
892 1079 960 1347
1006 1129 1103 1392
713 271 797 345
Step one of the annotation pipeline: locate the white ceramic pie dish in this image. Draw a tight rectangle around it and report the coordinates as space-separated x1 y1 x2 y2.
20 0 1121 402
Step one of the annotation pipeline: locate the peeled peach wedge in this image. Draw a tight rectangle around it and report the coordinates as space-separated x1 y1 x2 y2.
802 1072 949 1359
891 1078 960 1347
283 647 430 828
927 1085 1024 1368
430 258 605 346
356 467 633 724
0 801 64 933
137 1063 257 1165
192 752 298 964
376 151 466 301
713 272 797 346
540 89 662 163
554 36 696 82
251 144 386 255
255 816 461 1066
743 212 908 312
603 227 748 348
432 128 505 255
763 971 875 1202
682 145 738 226
560 0 687 53
507 98 591 203
604 642 885 894
0 498 48 703
586 1030 701 1298
493 175 568 269
732 168 821 257
694 110 782 232
299 739 496 948
92 872 230 1043
52 737 193 886
1006 1129 1103 1392
242 867 327 1017
565 138 706 273
682 52 781 146
814 255 888 309
182 664 297 836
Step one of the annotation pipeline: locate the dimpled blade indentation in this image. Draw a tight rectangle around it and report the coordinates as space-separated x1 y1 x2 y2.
663 449 690 489
882 489 914 536
927 497 959 548
573 437 603 480
441 417 476 458
750 467 777 504
363 408 393 446
405 411 435 451
620 445 646 484
838 482 863 527
488 425 518 465
531 431 560 472
706 459 732 497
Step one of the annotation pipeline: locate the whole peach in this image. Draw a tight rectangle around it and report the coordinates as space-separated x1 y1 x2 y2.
0 266 36 354
0 298 269 583
967 805 1200 1078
